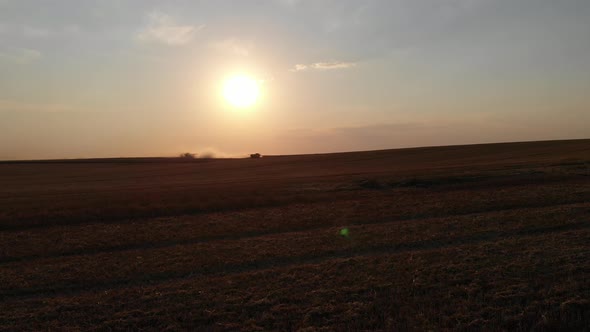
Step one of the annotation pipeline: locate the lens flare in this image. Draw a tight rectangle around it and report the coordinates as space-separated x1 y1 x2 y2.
340 228 350 237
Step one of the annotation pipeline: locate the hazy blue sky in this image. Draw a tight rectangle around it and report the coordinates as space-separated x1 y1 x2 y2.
1 0 589 159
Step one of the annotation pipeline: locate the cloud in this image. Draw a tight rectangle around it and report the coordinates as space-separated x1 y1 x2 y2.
22 26 50 38
209 38 251 56
312 61 357 70
290 61 357 72
137 11 204 46
0 99 73 112
0 47 41 64
276 123 432 153
291 64 309 71
276 0 302 6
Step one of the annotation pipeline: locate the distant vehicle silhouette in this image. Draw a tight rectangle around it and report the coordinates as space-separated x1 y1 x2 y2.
250 153 261 159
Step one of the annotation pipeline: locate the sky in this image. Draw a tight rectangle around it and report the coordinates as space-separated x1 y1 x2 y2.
1 0 589 160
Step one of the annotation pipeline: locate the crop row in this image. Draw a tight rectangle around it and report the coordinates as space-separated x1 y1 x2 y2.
2 180 589 262
1 227 588 331
2 202 587 299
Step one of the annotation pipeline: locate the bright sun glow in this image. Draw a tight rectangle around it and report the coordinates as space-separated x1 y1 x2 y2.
223 75 260 108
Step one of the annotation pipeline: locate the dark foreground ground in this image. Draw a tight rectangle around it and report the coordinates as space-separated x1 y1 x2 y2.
1 139 589 331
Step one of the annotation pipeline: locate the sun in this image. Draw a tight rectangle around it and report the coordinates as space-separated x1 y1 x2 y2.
222 75 260 108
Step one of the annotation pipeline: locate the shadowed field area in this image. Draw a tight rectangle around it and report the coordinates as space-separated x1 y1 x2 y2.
1 139 589 331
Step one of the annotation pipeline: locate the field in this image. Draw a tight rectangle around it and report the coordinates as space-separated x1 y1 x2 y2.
1 139 589 331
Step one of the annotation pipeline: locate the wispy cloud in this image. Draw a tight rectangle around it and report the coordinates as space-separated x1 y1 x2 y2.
276 0 302 6
312 61 357 70
209 38 251 56
0 47 41 64
290 61 357 72
137 11 204 46
22 26 50 38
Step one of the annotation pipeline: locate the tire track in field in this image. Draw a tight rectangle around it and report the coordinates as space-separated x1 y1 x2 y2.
1 200 589 265
1 174 587 232
2 220 588 301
